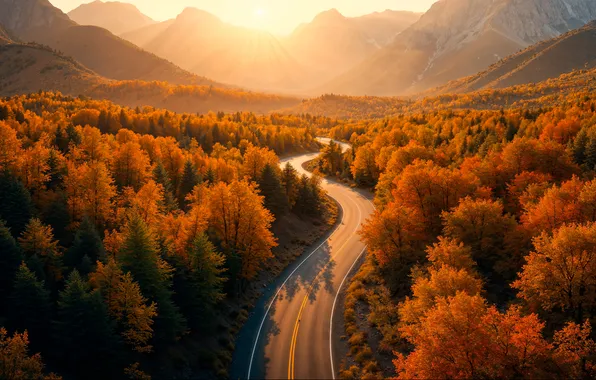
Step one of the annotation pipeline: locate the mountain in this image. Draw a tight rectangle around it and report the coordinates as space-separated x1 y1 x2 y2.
0 42 300 113
119 19 175 47
68 0 156 35
430 20 596 94
351 10 422 46
135 7 308 92
0 43 102 95
323 0 596 96
284 9 420 83
0 0 219 86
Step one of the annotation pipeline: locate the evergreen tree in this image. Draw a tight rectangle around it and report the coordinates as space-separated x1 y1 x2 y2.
54 125 69 153
178 159 200 210
171 234 225 330
54 270 122 378
0 172 34 237
10 263 51 347
281 162 299 207
46 150 65 190
118 215 185 341
97 110 109 133
205 167 216 184
19 218 63 288
294 175 322 216
573 128 589 165
65 124 81 146
153 160 177 212
0 220 22 302
585 134 596 169
65 217 106 275
258 164 288 218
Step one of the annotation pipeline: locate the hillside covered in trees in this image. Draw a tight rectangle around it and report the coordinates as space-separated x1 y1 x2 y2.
290 68 596 119
311 84 596 379
0 43 302 114
0 93 336 379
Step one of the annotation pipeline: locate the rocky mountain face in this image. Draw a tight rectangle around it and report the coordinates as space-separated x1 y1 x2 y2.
0 0 74 43
0 0 217 85
430 19 596 95
68 0 156 35
352 10 422 46
323 0 596 96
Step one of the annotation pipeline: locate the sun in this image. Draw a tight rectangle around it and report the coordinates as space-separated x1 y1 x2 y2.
253 8 266 18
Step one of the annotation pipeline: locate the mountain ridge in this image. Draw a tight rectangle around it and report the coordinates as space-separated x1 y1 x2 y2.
68 0 156 35
322 0 596 96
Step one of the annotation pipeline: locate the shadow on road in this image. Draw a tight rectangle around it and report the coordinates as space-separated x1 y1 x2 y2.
229 239 337 379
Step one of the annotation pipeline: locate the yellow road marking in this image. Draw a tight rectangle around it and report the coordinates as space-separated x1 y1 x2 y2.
287 188 366 380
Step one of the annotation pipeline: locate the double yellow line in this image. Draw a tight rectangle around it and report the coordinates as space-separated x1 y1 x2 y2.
287 243 350 379
287 196 365 379
287 288 312 379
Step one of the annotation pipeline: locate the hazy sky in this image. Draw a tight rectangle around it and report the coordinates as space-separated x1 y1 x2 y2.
49 0 438 34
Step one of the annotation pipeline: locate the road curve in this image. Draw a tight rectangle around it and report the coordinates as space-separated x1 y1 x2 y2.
230 142 374 379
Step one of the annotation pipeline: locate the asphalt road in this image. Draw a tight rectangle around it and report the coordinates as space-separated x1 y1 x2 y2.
230 142 375 379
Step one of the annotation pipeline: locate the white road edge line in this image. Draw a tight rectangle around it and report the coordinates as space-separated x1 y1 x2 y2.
247 186 346 379
329 199 375 380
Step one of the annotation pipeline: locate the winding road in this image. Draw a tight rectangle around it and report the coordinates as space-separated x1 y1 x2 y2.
230 139 375 379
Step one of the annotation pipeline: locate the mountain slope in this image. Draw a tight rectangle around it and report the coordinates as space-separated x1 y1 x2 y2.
0 0 220 86
0 43 102 95
0 42 300 113
119 19 175 47
138 8 308 92
352 10 422 46
284 9 419 82
432 20 596 94
323 0 596 96
68 0 155 35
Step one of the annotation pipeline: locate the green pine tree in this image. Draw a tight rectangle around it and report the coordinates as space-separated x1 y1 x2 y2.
258 164 288 218
0 172 34 237
118 214 185 341
54 270 122 378
585 134 596 169
281 163 299 208
10 263 51 346
178 159 200 210
65 217 106 275
153 161 178 212
0 220 22 302
171 234 226 330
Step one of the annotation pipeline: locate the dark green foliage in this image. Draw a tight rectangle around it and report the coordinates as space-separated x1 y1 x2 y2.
294 175 323 217
65 218 106 275
178 159 200 210
171 234 226 330
66 124 82 146
281 163 299 208
118 215 185 342
53 270 122 378
46 150 65 190
258 164 289 218
25 254 46 284
0 105 9 121
10 263 51 346
54 125 70 153
0 172 34 237
0 220 22 302
153 160 177 212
